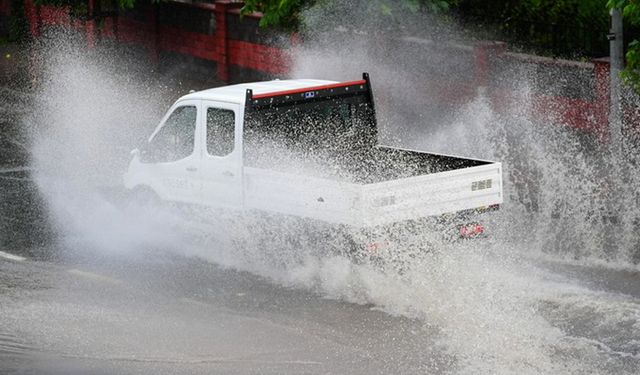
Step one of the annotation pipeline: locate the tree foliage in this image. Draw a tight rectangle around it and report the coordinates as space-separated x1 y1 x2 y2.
608 0 640 92
457 0 610 57
242 0 610 57
241 0 304 29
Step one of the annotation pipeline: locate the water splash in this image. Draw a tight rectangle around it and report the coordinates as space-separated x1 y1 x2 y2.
22 20 640 375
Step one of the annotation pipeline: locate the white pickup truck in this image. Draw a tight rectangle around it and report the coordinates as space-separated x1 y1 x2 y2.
124 74 502 244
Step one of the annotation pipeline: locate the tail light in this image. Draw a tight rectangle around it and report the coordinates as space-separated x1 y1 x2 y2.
459 223 485 238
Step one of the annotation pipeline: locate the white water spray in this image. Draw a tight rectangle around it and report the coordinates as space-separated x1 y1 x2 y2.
24 13 640 374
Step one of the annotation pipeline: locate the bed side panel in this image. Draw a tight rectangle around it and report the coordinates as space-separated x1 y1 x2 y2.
360 163 502 227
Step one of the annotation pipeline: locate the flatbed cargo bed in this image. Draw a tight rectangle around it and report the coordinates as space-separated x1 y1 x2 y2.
246 145 490 184
244 150 501 228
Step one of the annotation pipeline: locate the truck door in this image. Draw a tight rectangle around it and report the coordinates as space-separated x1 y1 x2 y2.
139 100 202 203
200 101 243 209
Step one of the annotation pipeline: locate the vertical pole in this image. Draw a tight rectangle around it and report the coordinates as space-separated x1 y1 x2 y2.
604 8 625 256
609 8 624 159
214 0 229 82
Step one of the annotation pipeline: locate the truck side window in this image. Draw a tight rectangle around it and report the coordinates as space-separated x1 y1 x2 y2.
146 105 197 163
207 108 235 157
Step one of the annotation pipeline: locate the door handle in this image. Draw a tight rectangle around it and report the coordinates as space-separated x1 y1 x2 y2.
222 171 234 177
186 166 198 172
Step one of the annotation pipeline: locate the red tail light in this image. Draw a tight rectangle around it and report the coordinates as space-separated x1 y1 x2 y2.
459 223 485 238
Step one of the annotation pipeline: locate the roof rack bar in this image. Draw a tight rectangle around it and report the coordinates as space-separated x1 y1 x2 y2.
245 73 372 111
251 79 367 100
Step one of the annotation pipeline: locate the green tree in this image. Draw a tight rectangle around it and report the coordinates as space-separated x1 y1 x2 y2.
608 0 640 92
240 0 303 29
457 0 610 58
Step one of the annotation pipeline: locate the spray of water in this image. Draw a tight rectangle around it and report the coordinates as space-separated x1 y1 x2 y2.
24 8 640 374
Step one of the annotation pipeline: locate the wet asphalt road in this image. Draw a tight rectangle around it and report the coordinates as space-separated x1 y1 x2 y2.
3 153 640 375
0 54 448 375
2 172 640 375
0 171 451 375
1 45 640 375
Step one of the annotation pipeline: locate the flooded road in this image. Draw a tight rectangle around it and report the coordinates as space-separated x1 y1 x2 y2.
0 96 446 373
2 169 639 374
1 45 640 374
0 225 446 375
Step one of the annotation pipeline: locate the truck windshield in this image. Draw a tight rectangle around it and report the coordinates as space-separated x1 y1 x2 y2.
244 99 376 173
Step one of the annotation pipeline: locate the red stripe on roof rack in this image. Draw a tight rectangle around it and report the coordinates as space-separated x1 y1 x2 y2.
252 80 367 100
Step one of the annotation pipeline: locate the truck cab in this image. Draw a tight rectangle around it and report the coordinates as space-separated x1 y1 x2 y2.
125 78 344 209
